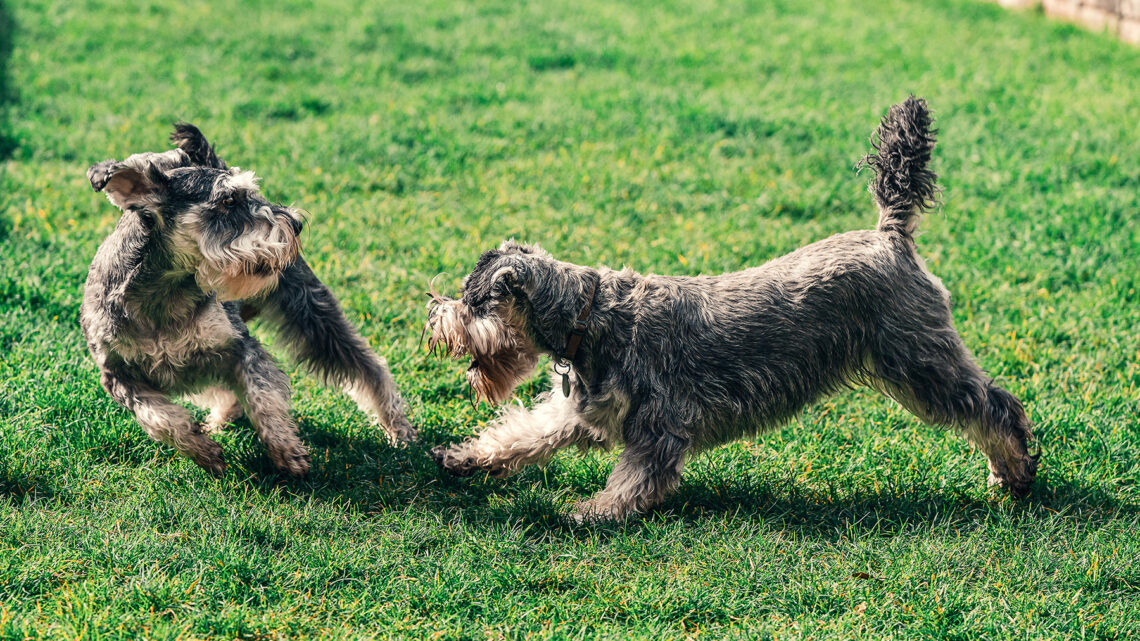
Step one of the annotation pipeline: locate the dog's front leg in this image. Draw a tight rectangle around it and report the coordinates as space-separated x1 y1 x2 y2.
232 341 310 477
100 370 225 476
253 259 416 444
431 389 597 478
574 412 690 522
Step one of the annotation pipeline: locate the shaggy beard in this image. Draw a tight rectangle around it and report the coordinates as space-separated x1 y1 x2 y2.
465 346 540 405
196 218 300 301
197 270 281 302
427 295 540 404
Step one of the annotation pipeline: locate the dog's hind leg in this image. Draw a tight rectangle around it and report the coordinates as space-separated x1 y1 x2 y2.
431 385 600 478
251 258 416 444
185 387 243 434
101 370 226 476
871 326 1038 498
232 342 310 477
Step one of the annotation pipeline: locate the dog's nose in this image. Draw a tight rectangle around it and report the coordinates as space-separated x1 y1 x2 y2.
290 217 303 235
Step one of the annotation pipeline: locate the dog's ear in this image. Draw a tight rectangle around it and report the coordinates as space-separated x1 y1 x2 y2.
491 264 523 290
272 205 305 235
489 260 542 300
467 247 554 306
86 159 120 193
171 122 228 169
88 159 170 212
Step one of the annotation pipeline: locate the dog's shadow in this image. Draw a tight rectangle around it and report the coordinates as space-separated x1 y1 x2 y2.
229 414 528 515
231 417 1140 542
0 466 60 506
656 472 1138 539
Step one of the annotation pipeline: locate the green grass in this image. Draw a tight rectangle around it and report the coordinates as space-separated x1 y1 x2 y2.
2 0 1139 638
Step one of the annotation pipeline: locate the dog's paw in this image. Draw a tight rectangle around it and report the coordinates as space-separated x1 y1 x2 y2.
188 440 227 478
429 442 517 478
269 443 311 478
987 451 1039 499
384 418 419 446
569 498 627 524
430 445 480 477
202 412 238 435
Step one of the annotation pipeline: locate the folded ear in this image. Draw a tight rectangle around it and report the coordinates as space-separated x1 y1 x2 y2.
489 260 540 300
86 159 120 192
87 159 169 211
170 122 228 169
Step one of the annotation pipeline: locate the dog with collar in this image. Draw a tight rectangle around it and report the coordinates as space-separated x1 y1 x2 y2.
425 96 1038 521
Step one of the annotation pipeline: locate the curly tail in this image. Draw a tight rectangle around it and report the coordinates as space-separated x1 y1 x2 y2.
858 96 940 236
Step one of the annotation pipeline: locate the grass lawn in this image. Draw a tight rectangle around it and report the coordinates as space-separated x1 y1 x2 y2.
2 0 1139 638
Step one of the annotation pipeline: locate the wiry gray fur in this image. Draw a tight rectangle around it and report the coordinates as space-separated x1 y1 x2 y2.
427 96 1038 521
81 126 415 477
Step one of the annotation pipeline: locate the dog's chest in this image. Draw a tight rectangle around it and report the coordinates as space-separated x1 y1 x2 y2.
113 303 240 380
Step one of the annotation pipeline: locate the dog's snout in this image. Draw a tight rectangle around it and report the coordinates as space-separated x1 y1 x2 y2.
289 216 303 235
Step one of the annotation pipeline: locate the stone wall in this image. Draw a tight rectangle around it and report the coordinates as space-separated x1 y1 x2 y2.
987 0 1140 45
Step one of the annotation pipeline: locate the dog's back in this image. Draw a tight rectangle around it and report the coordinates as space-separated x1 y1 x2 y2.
614 97 949 438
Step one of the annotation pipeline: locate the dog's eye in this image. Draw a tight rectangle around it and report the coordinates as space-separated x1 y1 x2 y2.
222 197 235 208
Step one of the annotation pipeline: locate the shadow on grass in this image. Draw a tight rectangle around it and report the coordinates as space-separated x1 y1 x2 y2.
23 390 1138 542
658 470 1140 535
0 464 59 506
228 416 1140 542
233 415 528 513
52 376 1137 539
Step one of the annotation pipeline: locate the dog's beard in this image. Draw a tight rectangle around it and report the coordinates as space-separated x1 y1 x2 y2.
194 218 300 301
426 297 540 404
198 270 280 302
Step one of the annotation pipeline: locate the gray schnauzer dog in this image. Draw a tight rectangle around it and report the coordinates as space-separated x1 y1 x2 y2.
81 125 415 476
426 96 1038 521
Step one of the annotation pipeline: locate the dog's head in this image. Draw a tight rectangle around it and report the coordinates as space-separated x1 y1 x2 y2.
427 240 598 404
87 125 304 301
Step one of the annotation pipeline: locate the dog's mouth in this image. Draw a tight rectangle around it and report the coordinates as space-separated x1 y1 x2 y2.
426 293 540 404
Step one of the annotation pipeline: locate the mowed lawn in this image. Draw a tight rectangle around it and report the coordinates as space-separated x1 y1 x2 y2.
2 0 1139 638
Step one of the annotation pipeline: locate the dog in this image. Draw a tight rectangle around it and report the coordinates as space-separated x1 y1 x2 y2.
81 124 416 476
426 96 1038 521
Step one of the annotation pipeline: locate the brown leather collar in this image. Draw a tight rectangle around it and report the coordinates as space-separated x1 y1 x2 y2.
560 277 598 365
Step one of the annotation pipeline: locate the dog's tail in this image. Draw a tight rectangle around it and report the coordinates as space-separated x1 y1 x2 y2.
858 95 940 236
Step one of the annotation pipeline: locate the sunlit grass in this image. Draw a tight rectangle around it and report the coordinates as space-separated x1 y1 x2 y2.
1 0 1139 638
